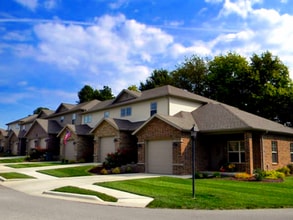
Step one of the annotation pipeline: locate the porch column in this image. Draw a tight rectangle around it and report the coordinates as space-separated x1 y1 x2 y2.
244 132 253 174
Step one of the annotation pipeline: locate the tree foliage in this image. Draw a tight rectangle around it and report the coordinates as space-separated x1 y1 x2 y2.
171 55 209 95
78 85 114 103
139 69 173 91
33 107 49 115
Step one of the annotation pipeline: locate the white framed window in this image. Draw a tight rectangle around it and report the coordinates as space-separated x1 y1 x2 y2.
228 141 245 163
290 143 293 163
150 102 157 116
104 111 110 118
272 141 278 163
60 116 64 123
121 107 131 117
84 115 92 123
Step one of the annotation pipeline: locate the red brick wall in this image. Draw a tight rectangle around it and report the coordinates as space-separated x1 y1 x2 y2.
262 134 293 170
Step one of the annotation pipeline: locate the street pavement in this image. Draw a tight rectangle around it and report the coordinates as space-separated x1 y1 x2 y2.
0 161 157 208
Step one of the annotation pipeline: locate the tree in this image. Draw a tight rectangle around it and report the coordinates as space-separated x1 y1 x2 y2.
94 86 115 101
78 85 114 103
248 51 293 123
77 85 95 103
139 69 173 91
171 55 209 95
128 85 140 92
33 107 49 114
205 52 251 110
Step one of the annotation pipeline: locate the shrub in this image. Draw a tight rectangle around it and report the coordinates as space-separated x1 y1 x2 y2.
111 167 121 174
264 170 285 180
254 168 265 181
100 168 108 175
287 164 293 174
103 149 135 169
213 172 221 178
276 166 290 176
235 173 252 180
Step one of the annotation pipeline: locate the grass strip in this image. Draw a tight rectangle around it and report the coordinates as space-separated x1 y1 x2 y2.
97 176 293 209
6 162 62 168
37 165 95 177
0 172 35 179
0 157 26 163
53 186 117 202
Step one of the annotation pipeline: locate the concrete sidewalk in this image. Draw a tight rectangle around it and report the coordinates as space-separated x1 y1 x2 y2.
0 162 157 208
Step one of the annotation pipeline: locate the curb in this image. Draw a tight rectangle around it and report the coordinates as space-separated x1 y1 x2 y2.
43 190 104 202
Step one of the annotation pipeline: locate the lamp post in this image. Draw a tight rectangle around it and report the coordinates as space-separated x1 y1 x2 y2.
190 125 197 198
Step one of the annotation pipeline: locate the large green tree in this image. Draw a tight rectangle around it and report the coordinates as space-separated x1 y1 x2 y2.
205 52 251 110
248 51 293 123
139 69 173 91
171 55 209 95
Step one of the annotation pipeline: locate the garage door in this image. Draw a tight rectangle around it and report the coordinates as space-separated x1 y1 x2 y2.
147 140 173 174
64 141 75 161
100 136 115 162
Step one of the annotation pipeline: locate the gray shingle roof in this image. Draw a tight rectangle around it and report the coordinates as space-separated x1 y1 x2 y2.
34 119 63 134
192 103 293 134
65 124 92 135
87 85 216 113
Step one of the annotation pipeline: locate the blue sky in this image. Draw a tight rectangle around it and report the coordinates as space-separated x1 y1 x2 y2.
1 0 293 128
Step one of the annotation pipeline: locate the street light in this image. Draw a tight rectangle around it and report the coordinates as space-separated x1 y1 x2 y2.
190 125 197 198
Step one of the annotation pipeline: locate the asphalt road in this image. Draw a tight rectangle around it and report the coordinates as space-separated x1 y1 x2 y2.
1 185 293 220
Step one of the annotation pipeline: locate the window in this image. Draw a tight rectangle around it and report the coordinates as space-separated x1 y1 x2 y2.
290 143 293 162
228 141 245 163
72 113 76 124
104 111 110 118
150 102 157 116
84 115 92 123
272 141 278 163
60 116 64 123
120 107 132 117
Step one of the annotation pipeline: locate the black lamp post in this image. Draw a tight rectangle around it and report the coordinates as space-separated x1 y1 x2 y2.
190 125 197 198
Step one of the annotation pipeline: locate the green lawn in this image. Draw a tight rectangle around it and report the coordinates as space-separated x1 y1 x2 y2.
0 157 26 163
97 176 293 209
53 186 118 202
38 165 95 177
0 172 35 179
6 162 62 168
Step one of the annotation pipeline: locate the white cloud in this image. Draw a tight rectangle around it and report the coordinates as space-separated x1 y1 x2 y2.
219 0 262 18
32 14 174 91
14 0 38 11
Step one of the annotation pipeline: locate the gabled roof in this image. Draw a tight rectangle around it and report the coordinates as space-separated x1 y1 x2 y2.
25 119 62 137
91 118 145 133
0 128 8 137
133 112 197 135
58 124 92 137
54 103 75 114
86 85 216 113
192 103 293 135
112 89 142 104
37 109 54 118
6 114 38 125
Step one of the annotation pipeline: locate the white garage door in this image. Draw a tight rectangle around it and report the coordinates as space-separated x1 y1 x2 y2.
147 140 173 174
64 141 75 161
100 136 115 162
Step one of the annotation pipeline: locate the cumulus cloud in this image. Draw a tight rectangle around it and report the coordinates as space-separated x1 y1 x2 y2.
14 0 38 11
32 14 174 92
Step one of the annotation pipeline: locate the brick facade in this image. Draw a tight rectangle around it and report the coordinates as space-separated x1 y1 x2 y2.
262 134 293 170
92 120 137 163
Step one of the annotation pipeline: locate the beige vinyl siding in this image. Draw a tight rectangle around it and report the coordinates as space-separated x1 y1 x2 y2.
169 97 202 116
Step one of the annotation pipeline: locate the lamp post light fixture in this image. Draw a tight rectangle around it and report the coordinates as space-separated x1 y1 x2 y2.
190 125 197 199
